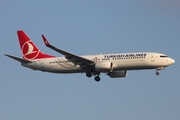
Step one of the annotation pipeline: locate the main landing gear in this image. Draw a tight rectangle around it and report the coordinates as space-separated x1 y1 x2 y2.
86 72 92 78
94 76 100 82
86 72 101 82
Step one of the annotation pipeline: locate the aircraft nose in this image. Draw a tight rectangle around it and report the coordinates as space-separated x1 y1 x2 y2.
170 58 175 65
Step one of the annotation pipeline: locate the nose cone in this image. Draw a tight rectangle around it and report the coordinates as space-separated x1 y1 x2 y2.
169 58 175 65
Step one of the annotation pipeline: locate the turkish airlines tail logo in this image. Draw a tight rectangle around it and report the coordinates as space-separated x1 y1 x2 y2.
23 42 37 55
17 30 55 60
22 41 40 59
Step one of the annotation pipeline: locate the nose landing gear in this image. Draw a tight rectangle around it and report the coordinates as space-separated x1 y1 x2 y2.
155 71 159 75
155 67 165 76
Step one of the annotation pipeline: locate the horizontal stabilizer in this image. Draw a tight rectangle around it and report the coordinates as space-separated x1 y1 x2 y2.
4 54 32 63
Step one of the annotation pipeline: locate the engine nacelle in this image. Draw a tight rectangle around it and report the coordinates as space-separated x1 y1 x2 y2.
108 70 127 78
95 61 112 72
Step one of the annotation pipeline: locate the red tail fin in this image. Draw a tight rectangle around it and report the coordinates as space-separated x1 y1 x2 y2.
17 30 55 60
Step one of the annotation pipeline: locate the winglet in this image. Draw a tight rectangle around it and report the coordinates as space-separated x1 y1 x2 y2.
42 35 51 47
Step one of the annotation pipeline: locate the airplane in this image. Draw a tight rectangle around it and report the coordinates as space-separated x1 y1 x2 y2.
5 30 175 82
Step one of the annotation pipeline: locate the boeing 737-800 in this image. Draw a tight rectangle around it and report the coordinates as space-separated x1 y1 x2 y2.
5 30 175 82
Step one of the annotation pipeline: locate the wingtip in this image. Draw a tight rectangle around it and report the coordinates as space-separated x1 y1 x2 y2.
42 35 50 47
4 54 10 57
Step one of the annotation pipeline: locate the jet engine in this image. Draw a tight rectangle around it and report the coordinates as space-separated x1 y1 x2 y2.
95 61 113 72
107 70 127 78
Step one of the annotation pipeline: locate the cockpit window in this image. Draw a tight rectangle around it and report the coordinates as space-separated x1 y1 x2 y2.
160 55 168 58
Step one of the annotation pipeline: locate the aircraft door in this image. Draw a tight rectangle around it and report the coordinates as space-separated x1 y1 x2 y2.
151 54 155 62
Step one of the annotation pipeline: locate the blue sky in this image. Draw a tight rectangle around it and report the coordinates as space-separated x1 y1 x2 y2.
1 0 180 120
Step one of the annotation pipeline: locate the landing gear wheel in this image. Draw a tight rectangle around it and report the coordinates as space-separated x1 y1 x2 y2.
86 72 92 78
94 76 100 82
155 72 159 75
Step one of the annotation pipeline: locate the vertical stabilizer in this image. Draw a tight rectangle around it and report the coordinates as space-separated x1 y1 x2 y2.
17 30 55 60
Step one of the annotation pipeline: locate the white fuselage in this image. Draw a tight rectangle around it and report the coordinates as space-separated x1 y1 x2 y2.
22 52 175 73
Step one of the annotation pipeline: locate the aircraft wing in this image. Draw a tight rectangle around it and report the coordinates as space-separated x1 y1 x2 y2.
5 54 32 63
42 35 95 69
